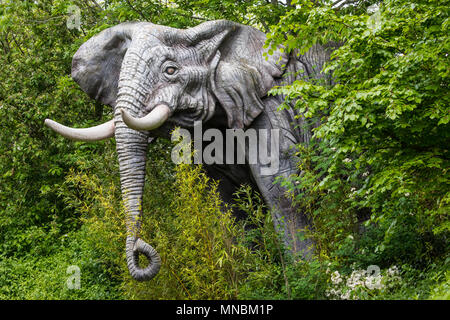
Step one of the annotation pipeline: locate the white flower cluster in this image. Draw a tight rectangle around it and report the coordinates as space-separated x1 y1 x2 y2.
326 265 401 300
386 266 401 283
331 271 342 285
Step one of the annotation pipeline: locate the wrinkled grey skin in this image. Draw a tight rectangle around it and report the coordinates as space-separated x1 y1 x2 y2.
49 20 336 281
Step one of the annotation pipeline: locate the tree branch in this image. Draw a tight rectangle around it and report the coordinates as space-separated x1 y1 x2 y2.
25 15 65 24
10 33 25 56
125 0 148 20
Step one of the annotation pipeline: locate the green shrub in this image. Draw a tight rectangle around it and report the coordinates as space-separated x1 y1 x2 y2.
0 227 123 300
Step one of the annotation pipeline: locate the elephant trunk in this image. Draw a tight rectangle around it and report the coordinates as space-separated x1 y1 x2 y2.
114 78 161 281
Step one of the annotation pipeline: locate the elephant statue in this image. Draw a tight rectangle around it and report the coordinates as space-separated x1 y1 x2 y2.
45 20 335 281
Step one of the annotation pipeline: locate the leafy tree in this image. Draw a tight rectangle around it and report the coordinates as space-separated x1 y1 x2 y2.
270 0 449 267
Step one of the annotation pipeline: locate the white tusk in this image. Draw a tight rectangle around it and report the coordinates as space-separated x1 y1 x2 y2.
44 119 115 141
120 104 170 131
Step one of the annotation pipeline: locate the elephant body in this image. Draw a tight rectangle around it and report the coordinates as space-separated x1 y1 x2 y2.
45 20 336 281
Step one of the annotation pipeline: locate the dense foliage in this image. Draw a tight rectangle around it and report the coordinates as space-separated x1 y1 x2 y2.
269 0 449 299
0 0 448 299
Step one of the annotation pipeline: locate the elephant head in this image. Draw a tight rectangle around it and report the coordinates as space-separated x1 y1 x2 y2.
45 20 288 281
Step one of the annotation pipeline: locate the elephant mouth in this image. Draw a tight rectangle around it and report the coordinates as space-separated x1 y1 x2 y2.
120 92 215 131
168 105 211 127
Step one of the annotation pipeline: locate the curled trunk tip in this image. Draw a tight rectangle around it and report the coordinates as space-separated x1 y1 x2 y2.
126 236 161 281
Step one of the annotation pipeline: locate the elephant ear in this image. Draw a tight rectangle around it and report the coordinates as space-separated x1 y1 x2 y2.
71 22 150 107
184 20 288 129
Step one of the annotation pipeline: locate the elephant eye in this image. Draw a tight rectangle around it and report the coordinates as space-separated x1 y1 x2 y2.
164 66 177 75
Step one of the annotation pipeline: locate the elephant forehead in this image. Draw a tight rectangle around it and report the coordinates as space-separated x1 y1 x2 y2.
140 46 205 68
130 31 210 66
175 46 207 64
124 45 175 67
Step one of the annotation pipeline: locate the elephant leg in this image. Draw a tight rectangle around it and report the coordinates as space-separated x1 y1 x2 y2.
247 96 314 258
249 153 314 259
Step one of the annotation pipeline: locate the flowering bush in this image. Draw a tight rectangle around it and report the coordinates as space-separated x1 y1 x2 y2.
326 265 402 300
